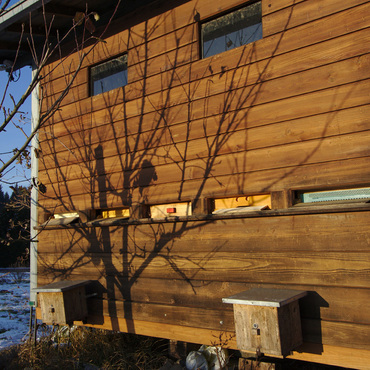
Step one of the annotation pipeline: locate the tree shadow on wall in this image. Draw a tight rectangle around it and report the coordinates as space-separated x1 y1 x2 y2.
35 0 366 354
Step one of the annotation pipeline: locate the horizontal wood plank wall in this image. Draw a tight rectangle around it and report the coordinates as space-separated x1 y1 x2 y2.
39 103 370 171
37 212 370 351
36 0 370 365
40 1 370 116
38 156 370 212
37 0 370 211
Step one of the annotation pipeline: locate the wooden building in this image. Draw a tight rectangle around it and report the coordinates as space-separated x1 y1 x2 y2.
1 0 369 367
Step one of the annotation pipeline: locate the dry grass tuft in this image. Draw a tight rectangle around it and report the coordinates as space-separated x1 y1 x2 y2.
0 326 168 369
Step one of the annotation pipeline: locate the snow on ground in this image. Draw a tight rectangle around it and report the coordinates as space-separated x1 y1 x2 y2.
0 269 30 349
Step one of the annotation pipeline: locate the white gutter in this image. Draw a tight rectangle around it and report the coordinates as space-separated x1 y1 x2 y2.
29 63 39 306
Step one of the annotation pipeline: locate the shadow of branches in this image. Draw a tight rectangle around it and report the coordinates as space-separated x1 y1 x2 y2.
34 0 365 348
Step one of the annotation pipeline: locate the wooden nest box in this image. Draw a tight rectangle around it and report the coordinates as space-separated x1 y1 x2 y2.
35 280 91 325
223 288 307 357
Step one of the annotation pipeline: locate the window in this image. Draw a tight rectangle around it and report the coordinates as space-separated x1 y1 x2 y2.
201 1 262 59
150 202 192 218
90 54 128 96
211 194 271 214
41 212 80 226
99 208 130 219
297 187 370 204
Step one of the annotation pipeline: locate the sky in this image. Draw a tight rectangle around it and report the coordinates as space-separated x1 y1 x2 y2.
0 66 32 195
0 0 33 195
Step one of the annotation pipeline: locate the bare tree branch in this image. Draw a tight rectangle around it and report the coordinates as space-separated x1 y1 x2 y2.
0 0 122 181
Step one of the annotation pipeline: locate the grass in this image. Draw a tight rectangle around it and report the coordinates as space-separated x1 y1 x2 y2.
0 326 169 369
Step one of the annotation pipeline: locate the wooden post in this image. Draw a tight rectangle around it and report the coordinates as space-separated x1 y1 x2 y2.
271 190 294 209
239 358 278 369
192 198 211 215
169 340 189 360
130 203 149 219
78 209 96 223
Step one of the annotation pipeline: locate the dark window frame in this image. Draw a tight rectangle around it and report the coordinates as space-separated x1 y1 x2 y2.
90 53 128 96
200 1 262 59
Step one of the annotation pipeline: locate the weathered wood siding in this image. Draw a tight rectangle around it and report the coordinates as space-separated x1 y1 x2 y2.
36 0 370 366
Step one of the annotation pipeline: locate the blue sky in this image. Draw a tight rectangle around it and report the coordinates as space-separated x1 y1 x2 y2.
0 64 32 195
1 0 32 195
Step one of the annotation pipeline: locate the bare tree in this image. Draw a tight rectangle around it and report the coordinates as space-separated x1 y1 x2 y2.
0 0 121 185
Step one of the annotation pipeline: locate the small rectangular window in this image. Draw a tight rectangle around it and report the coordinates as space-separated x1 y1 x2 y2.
297 187 370 204
95 208 130 219
211 194 271 214
90 54 128 96
201 1 262 59
41 212 80 227
150 202 192 218
101 208 130 219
